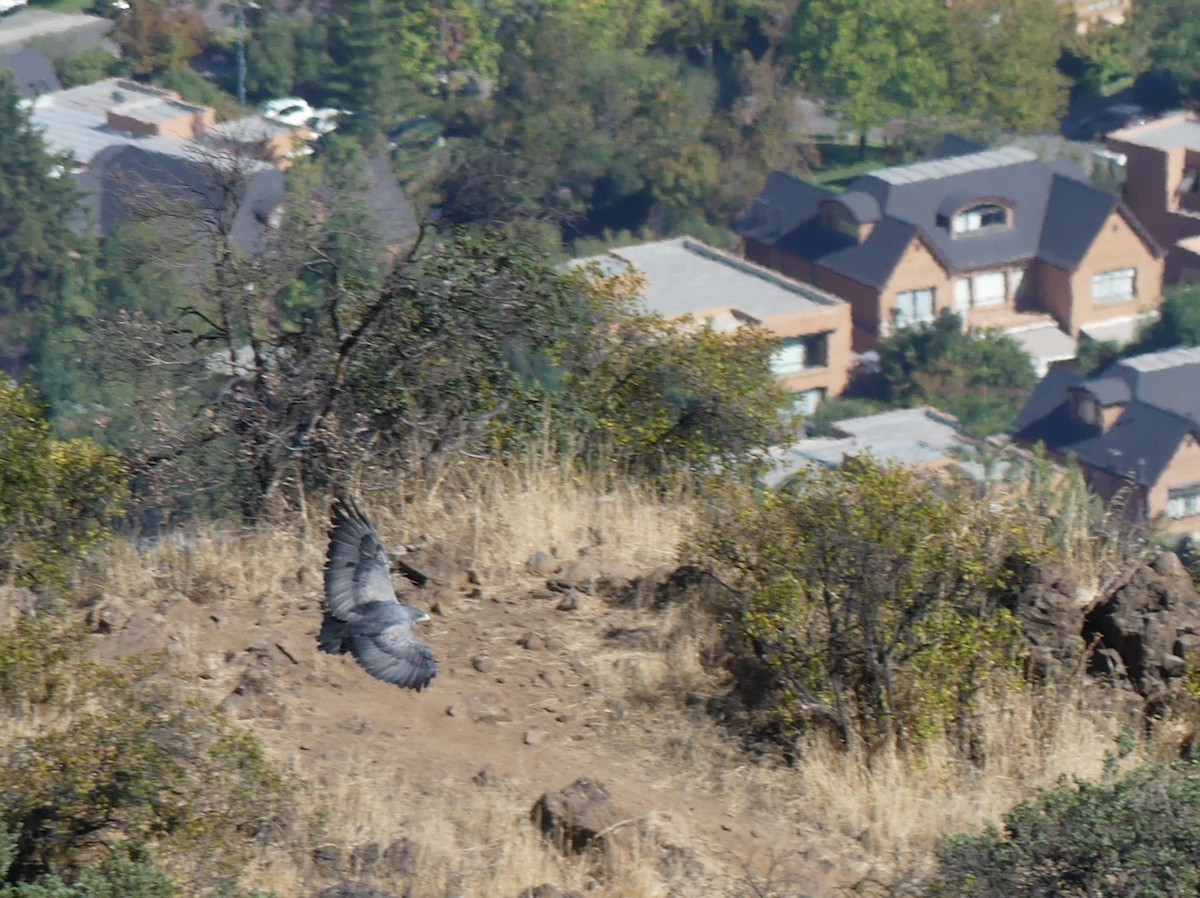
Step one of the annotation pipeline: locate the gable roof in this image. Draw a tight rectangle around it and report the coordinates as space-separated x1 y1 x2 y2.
1015 345 1200 488
737 171 834 245
1069 401 1194 486
738 139 1137 288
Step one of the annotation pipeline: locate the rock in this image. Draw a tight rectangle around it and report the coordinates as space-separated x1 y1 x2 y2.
523 729 545 746
538 668 564 688
527 551 561 576
349 842 380 876
516 886 583 898
531 778 624 853
1085 553 1200 701
312 886 400 898
473 766 508 788
518 632 548 651
430 589 458 616
472 654 496 673
381 838 416 877
464 691 512 725
87 599 130 634
220 668 287 722
555 593 579 612
311 844 344 875
1013 563 1087 681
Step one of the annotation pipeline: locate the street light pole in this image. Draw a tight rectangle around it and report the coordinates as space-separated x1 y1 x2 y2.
236 0 246 108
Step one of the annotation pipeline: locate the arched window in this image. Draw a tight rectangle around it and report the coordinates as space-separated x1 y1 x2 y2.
952 203 1008 235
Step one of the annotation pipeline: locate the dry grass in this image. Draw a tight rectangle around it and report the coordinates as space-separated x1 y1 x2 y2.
56 461 1155 896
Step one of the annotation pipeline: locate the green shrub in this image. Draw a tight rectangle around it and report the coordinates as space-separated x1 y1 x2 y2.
925 763 1200 897
700 456 1033 751
0 382 126 588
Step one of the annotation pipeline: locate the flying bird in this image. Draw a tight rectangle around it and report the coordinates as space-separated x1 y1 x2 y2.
318 498 438 691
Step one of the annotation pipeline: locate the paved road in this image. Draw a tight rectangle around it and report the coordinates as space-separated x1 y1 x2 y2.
0 7 113 51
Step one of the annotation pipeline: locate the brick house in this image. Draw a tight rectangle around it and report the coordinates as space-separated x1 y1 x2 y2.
1014 345 1200 534
737 138 1164 371
572 238 853 413
1107 112 1200 284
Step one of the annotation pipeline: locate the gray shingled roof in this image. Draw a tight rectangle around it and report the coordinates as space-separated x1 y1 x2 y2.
737 138 1142 286
1016 345 1200 489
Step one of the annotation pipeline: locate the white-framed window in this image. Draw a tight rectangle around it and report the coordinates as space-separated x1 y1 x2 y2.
952 204 1008 235
971 271 1007 307
1092 268 1137 304
791 387 826 417
894 287 936 329
770 334 829 375
1167 484 1200 519
954 278 971 313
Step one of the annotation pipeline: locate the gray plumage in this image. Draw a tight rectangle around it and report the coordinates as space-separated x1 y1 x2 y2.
319 498 438 691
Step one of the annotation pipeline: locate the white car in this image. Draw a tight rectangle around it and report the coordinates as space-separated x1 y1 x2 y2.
306 108 349 136
261 98 315 128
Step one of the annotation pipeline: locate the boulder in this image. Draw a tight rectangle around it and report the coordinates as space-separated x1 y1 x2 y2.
1084 552 1200 701
531 778 623 854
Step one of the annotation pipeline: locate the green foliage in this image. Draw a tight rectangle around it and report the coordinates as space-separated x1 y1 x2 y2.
1126 283 1200 354
1129 0 1200 102
788 0 950 140
802 396 889 437
153 68 239 121
0 382 126 588
0 844 177 898
700 456 1032 750
559 260 793 479
0 617 88 716
925 763 1200 897
877 312 1036 437
0 656 292 892
944 0 1071 134
1073 334 1120 376
51 47 123 89
0 75 95 379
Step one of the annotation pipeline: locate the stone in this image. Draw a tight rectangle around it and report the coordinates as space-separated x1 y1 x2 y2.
518 632 548 651
555 593 579 612
527 551 561 577
516 886 583 898
531 778 623 854
523 729 545 746
472 654 496 673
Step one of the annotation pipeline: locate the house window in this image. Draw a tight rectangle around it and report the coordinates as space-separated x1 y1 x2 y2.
791 388 826 417
971 271 1007 307
952 204 1008 235
894 288 936 329
770 333 829 375
1092 267 1136 304
1167 483 1200 519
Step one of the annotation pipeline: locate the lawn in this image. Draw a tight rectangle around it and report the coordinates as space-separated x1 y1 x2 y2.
810 140 893 190
29 0 95 14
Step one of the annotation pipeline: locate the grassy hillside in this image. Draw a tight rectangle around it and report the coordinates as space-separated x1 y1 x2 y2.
0 458 1159 897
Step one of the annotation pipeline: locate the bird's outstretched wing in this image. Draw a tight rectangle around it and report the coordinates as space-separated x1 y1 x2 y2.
324 498 397 620
350 626 438 691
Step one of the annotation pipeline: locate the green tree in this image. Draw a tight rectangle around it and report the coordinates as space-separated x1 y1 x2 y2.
945 0 1072 133
0 75 95 380
0 382 126 588
700 456 1030 751
788 0 950 155
1126 283 1200 353
1129 0 1200 102
877 312 1036 438
926 763 1200 897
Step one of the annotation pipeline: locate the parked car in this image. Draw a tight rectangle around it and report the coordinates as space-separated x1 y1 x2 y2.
305 108 349 136
1090 104 1155 139
261 98 315 128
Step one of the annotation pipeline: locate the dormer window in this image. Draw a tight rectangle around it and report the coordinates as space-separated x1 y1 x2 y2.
827 203 858 239
952 203 1008 235
1077 394 1101 426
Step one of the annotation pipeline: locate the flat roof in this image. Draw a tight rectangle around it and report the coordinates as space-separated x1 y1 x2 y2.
868 146 1035 186
1109 113 1200 151
576 237 846 324
762 407 970 486
1122 344 1200 372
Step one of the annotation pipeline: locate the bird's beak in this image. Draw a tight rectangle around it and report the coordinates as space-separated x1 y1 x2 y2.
418 611 431 623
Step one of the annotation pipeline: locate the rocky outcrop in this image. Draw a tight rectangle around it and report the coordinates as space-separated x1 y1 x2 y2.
1084 552 1200 709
